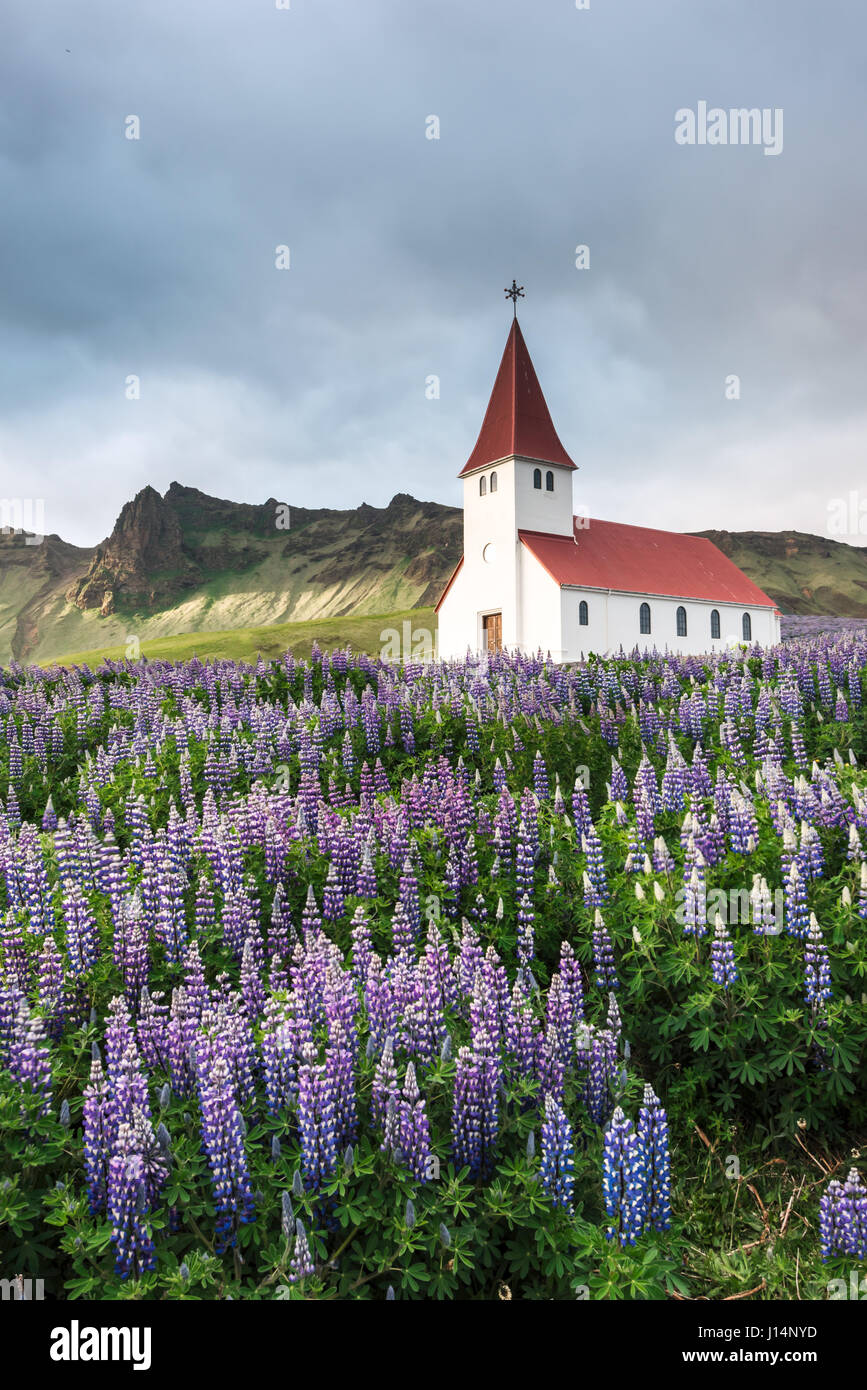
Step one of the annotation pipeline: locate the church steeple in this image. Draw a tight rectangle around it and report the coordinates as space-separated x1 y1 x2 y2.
459 318 577 478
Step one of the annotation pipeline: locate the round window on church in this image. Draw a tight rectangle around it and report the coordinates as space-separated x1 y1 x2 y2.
482 543 496 565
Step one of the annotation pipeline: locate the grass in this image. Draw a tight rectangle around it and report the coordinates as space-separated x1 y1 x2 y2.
44 607 438 669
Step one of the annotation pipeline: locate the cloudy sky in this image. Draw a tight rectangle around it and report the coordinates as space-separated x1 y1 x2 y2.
2 0 865 547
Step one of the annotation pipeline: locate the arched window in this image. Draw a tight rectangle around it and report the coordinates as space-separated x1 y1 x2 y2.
742 612 752 641
489 471 497 493
676 606 687 637
639 602 651 635
479 475 487 496
579 600 588 627
545 470 554 491
533 468 542 489
710 609 720 640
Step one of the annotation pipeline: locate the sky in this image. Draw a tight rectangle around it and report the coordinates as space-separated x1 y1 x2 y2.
1 0 865 548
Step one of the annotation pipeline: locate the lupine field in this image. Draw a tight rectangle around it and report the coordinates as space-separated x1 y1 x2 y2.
1 634 866 1302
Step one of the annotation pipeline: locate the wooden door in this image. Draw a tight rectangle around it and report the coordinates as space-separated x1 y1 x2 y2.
482 612 502 652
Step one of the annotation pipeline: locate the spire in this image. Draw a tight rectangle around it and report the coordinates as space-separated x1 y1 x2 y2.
459 319 577 477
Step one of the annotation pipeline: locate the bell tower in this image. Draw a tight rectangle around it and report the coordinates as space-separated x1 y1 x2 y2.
436 288 578 657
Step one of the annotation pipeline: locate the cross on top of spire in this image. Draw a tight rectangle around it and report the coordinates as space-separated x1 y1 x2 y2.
504 279 524 317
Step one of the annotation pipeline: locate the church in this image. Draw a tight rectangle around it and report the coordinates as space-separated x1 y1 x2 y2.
436 300 781 661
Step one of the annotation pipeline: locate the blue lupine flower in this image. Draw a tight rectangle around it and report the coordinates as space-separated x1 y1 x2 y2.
539 1094 575 1213
710 916 738 990
804 915 833 1008
637 1084 671 1232
602 1107 647 1246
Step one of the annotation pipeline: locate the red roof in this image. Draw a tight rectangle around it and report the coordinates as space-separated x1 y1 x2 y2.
459 319 577 477
519 520 777 607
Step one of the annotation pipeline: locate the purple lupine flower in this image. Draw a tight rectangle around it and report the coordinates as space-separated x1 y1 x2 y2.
372 1036 399 1139
9 1003 52 1115
107 1123 156 1280
609 758 629 803
784 862 810 938
452 1027 499 1179
121 911 150 1011
289 1218 315 1282
602 1106 647 1247
581 824 609 903
36 936 67 1039
296 1043 338 1190
322 861 345 923
545 973 573 1063
390 900 415 956
261 1001 300 1115
452 1045 482 1177
637 1084 671 1232
516 892 535 968
591 910 618 991
820 1169 867 1260
804 915 833 1008
325 1020 357 1150
349 906 373 987
681 861 708 938
61 881 99 976
82 1056 111 1213
0 915 29 994
505 979 540 1081
197 1051 256 1252
539 1094 575 1212
710 916 738 990
838 1168 867 1258
532 752 549 800
398 857 421 936
397 1062 434 1184
240 932 266 1021
584 1026 617 1126
539 1024 566 1106
137 988 169 1073
365 955 398 1052
820 1179 846 1260
515 820 534 900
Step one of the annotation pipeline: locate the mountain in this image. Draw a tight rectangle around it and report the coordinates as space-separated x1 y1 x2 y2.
2 487 867 666
694 529 867 618
0 485 462 665
0 529 96 666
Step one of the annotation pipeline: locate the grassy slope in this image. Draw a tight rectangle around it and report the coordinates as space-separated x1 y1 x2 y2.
697 530 867 616
45 608 438 668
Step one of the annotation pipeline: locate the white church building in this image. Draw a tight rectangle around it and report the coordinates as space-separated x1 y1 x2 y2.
436 314 781 660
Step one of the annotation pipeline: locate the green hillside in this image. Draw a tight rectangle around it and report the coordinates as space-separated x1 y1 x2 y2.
696 529 867 616
44 608 438 669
